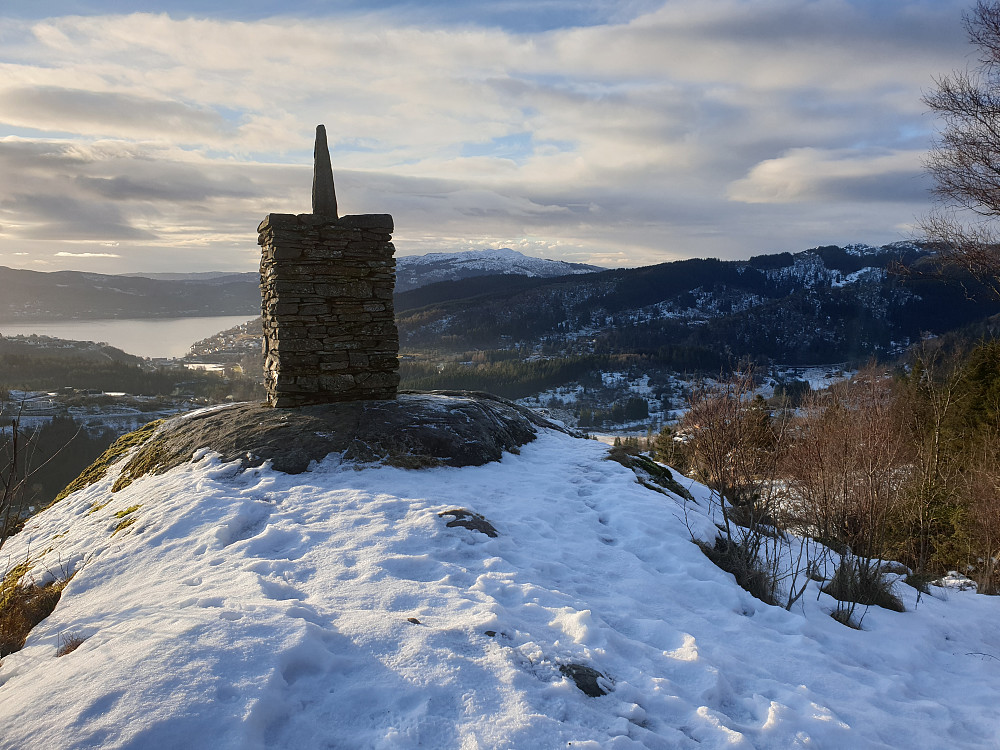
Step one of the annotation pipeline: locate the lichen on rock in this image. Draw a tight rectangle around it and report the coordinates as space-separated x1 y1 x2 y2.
59 392 563 499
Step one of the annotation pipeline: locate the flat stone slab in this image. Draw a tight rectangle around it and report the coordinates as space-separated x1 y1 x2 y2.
122 391 565 478
258 213 394 233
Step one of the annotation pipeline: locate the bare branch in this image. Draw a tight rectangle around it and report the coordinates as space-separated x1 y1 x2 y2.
921 2 1000 294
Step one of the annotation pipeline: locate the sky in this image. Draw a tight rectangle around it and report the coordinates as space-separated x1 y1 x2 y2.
0 0 979 273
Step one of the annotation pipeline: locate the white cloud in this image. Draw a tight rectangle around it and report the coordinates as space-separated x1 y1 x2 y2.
728 147 928 204
0 2 974 271
0 86 234 142
55 251 121 258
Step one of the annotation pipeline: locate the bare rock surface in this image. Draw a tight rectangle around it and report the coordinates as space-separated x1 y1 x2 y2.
123 391 564 479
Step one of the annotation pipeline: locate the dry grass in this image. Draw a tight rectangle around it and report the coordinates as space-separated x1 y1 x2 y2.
112 516 137 536
831 608 861 629
109 504 141 536
0 563 68 658
112 435 169 492
697 535 778 607
823 559 905 613
56 632 85 657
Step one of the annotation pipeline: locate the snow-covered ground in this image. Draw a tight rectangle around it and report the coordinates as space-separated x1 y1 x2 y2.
771 366 855 393
1 425 998 748
1 390 192 437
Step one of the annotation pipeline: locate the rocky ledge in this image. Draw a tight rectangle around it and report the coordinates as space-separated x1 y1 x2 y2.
117 391 565 481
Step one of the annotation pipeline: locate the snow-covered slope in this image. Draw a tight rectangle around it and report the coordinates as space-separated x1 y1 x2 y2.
395 247 603 292
1 424 999 748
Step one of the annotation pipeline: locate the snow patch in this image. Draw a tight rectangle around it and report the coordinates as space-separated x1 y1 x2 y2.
0 430 998 748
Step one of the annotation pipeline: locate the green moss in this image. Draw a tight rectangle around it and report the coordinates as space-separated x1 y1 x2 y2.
0 561 31 612
112 435 169 492
52 420 164 504
114 504 141 519
605 446 695 501
112 516 137 536
88 499 112 515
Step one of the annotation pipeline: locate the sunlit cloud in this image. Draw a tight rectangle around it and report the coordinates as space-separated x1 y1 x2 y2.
0 86 234 142
728 148 928 204
0 1 974 272
55 251 121 258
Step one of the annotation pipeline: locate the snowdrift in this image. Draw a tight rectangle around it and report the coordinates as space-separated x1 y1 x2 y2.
1 415 998 749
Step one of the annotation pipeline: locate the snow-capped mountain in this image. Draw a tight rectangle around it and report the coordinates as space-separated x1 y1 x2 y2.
396 242 1000 364
1 407 997 748
394 248 604 293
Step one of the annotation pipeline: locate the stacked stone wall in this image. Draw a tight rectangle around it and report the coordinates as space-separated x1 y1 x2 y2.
258 212 399 407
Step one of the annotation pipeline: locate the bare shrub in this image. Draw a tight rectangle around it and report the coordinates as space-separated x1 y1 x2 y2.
56 632 85 657
0 417 31 547
682 368 783 533
779 366 912 621
891 344 966 575
957 436 1000 594
2 405 99 548
697 535 777 606
681 368 802 606
823 557 904 627
781 366 909 562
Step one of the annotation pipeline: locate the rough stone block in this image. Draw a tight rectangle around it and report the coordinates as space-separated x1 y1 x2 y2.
336 214 393 232
259 212 399 406
318 374 355 392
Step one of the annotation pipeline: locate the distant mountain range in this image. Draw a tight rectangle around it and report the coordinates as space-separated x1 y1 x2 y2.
119 271 251 282
394 242 1000 366
0 268 259 321
0 249 601 322
394 248 604 293
4 244 1000 368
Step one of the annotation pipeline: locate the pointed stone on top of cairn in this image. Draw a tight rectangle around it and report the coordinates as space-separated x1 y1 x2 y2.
312 124 338 218
258 123 397 407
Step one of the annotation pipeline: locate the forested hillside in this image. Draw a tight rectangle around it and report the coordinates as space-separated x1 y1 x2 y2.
396 243 1000 365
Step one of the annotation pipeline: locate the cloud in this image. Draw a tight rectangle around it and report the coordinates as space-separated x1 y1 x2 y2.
1 190 158 241
727 147 929 204
76 172 256 203
0 138 282 247
0 87 235 143
55 251 121 258
0 2 976 271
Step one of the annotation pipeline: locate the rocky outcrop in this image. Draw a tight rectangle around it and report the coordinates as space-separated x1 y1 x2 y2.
108 391 565 483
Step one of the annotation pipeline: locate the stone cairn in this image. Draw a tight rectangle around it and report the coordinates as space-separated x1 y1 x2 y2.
258 124 399 407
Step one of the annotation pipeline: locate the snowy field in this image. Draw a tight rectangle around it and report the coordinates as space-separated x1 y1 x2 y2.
1 425 998 748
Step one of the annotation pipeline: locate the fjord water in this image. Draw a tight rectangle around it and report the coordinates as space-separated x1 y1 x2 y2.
0 315 253 359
